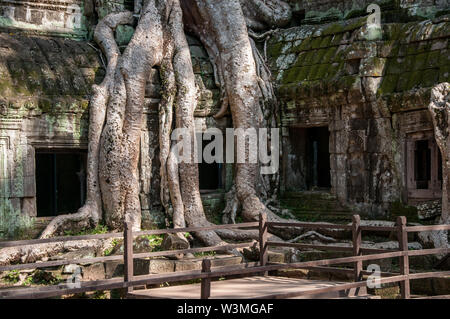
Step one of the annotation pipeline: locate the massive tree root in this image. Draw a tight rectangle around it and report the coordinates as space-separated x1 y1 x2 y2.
40 0 201 239
1 0 340 267
180 0 313 241
39 0 323 244
428 82 450 254
40 11 135 238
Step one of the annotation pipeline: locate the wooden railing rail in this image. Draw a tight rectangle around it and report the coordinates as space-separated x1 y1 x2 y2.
121 221 259 293
134 222 259 237
267 222 352 230
264 214 450 300
405 224 450 232
0 214 449 299
2 251 449 299
0 222 259 249
0 232 124 248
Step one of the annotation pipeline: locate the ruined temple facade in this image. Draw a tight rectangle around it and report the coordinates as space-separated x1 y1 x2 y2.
0 0 449 238
273 0 450 218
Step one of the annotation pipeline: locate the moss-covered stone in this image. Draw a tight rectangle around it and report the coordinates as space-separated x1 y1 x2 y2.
280 68 300 84
323 22 345 36
439 64 450 82
342 17 367 32
426 50 441 68
319 35 333 48
330 33 344 46
412 52 429 70
396 71 412 91
307 65 321 80
326 62 341 78
389 200 418 222
296 66 312 82
322 46 338 63
383 24 403 40
421 68 439 88
267 42 283 57
406 70 423 90
439 49 450 66
386 57 405 75
302 50 317 66
311 48 327 65
310 37 323 49
378 74 399 95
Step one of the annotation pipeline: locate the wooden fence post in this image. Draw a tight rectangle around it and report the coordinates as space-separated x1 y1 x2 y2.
397 216 410 299
259 212 268 276
352 215 362 282
201 259 211 299
124 221 134 293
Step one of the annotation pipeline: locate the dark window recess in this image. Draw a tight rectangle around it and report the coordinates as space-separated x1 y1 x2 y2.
124 0 134 11
35 150 87 217
414 140 431 189
306 127 331 189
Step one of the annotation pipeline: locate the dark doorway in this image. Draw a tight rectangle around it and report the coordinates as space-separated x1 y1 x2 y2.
306 127 331 189
199 162 222 190
414 140 431 189
198 134 222 191
35 150 87 217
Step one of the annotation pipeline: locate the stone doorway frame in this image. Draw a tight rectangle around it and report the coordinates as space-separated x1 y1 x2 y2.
405 130 442 202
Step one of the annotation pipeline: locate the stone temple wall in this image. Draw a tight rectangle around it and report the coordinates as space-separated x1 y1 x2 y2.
267 14 450 217
287 0 449 23
0 29 226 236
0 0 449 237
0 0 91 38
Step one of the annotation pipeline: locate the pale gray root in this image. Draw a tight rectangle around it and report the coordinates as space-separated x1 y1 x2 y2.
428 82 450 256
288 231 337 244
180 2 228 120
221 185 240 224
180 0 305 242
429 82 450 224
158 40 178 220
240 0 292 31
158 54 187 241
99 1 169 232
183 1 352 242
0 238 118 266
169 0 224 247
249 36 280 203
40 11 135 238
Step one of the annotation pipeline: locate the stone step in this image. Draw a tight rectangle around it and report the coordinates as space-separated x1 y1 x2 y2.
285 210 354 224
281 199 351 212
282 191 339 201
280 191 352 218
29 217 53 239
105 254 243 278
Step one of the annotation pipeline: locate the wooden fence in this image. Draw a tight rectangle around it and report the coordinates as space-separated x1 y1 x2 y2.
0 214 449 299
